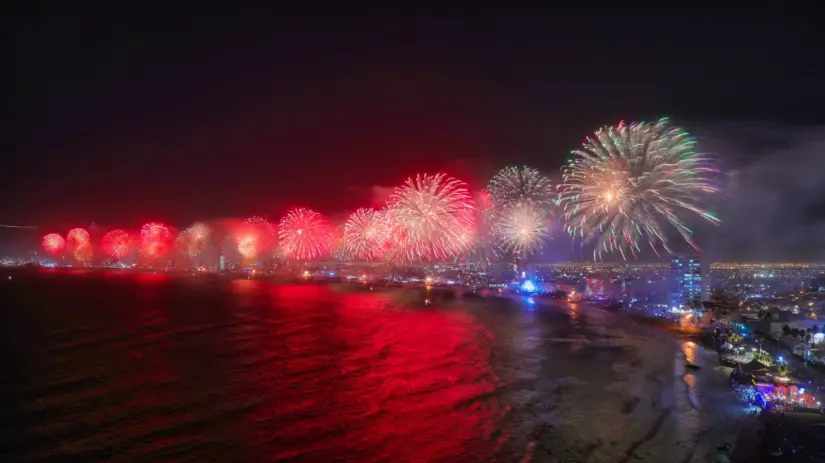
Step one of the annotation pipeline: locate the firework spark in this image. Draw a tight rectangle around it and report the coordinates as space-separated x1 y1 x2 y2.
557 118 721 260
140 222 173 260
457 190 502 267
385 173 476 264
177 222 211 257
73 245 94 264
234 216 276 259
495 201 551 256
236 235 258 259
102 229 132 259
487 166 555 210
330 225 353 262
42 233 65 255
278 208 331 260
66 228 93 263
343 208 389 261
67 228 90 248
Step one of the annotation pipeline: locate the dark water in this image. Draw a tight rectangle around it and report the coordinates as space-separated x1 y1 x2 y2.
0 270 749 462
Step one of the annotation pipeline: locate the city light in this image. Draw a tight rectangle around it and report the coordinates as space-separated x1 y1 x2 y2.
520 280 536 293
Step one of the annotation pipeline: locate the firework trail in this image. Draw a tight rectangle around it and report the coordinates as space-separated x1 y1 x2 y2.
236 235 258 259
102 229 132 259
487 166 555 211
330 225 353 262
385 173 476 264
343 208 389 261
41 233 65 255
140 222 173 260
278 208 331 261
73 245 94 264
177 222 211 257
495 200 551 256
557 118 721 260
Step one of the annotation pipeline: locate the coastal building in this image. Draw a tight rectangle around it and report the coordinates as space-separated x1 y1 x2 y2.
669 255 702 309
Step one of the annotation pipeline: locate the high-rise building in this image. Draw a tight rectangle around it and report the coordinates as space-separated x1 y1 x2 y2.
670 255 702 309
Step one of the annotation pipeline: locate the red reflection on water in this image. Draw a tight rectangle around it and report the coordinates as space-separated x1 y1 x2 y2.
243 285 502 462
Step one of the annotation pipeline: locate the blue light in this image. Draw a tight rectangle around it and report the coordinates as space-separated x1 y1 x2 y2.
755 392 767 409
521 280 537 293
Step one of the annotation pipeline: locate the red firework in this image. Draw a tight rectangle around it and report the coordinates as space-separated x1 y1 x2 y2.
234 216 277 259
140 222 172 259
41 233 65 255
278 208 331 261
343 208 389 261
66 228 90 248
102 229 132 259
66 228 93 263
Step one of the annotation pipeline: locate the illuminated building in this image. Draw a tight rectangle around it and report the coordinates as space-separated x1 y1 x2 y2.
670 255 702 309
586 277 605 296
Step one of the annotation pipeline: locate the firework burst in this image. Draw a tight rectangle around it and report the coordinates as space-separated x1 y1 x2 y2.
487 166 555 211
102 229 132 259
234 216 276 259
66 228 93 263
385 173 476 264
42 233 65 255
278 208 331 261
73 245 94 264
557 118 721 260
495 200 551 256
457 190 502 267
343 208 389 261
236 235 258 259
140 222 173 260
177 222 211 257
67 228 90 249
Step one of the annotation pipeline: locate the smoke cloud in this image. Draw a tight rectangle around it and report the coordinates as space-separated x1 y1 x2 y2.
698 123 825 262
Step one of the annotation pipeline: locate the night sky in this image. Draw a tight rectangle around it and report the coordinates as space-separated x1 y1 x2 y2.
7 8 825 259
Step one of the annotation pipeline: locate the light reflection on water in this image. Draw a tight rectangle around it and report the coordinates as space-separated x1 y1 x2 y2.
0 271 747 462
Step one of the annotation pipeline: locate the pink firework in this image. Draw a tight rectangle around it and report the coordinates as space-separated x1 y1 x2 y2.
42 233 65 255
344 208 389 261
140 222 172 259
386 173 476 263
278 207 331 261
102 229 132 259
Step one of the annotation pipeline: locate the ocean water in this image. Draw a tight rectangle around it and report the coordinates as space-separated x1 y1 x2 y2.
0 270 749 462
